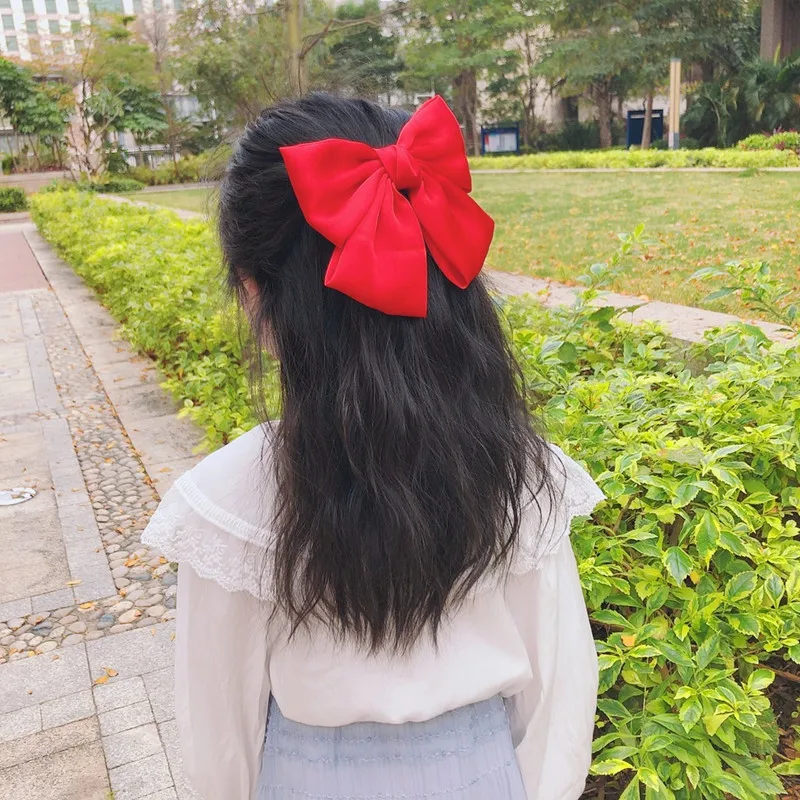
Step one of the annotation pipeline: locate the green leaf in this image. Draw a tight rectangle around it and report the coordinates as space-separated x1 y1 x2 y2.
663 547 692 585
696 511 721 562
747 669 775 691
764 572 784 606
704 711 732 736
743 491 775 505
726 571 757 601
592 758 634 775
719 530 748 556
673 480 700 507
654 640 694 668
729 613 761 636
706 287 737 301
557 341 578 364
706 772 749 799
775 759 800 776
618 776 641 800
597 699 632 719
645 585 670 613
696 632 721 669
710 465 745 491
679 697 703 731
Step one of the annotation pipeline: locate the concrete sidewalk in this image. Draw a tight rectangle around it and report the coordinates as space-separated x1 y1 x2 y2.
0 223 201 799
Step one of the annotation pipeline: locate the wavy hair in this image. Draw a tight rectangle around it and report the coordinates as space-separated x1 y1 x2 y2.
218 93 557 651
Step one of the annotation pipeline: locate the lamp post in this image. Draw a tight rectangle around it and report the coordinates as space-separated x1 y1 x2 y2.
669 58 681 150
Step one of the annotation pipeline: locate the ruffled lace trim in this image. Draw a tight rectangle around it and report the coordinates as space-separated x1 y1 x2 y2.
141 445 604 601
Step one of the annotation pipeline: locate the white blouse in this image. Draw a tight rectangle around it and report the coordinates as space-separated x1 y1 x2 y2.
142 424 604 800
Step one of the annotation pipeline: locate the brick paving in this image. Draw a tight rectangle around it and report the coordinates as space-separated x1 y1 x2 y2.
0 223 199 799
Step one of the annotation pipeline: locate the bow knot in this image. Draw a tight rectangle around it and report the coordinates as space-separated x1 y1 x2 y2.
280 96 495 317
377 144 422 191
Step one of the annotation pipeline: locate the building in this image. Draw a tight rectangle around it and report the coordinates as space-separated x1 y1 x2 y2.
0 0 182 62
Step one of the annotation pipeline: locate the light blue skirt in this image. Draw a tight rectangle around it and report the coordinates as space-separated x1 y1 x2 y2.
257 695 527 799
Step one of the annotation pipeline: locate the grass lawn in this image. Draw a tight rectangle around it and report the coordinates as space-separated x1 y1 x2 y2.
140 187 211 214
141 171 800 318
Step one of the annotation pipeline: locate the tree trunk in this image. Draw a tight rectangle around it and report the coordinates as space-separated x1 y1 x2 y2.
596 83 613 149
641 91 654 150
453 69 479 155
286 0 303 96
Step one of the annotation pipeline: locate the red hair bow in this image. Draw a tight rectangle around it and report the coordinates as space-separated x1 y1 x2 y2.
280 96 495 317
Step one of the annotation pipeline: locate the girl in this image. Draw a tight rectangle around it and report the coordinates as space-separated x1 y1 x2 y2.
143 94 603 800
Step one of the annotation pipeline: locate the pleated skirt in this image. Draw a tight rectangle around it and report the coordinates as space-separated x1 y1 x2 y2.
257 695 527 800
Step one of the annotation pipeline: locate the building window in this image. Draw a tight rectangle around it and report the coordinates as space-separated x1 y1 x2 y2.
74 36 82 50
70 19 80 32
173 0 182 9
6 35 17 49
52 38 62 52
23 0 35 13
2 14 14 29
29 36 40 52
67 0 78 10
26 19 37 32
45 0 57 13
48 18 59 33
132 0 142 11
0 0 10 10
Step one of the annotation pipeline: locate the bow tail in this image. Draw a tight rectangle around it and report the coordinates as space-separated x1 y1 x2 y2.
324 177 430 317
410 175 495 289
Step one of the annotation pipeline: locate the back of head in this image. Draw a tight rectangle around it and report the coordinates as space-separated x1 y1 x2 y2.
219 93 555 651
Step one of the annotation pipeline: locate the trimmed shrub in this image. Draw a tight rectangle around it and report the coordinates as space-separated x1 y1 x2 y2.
0 187 28 212
30 192 800 798
469 147 800 171
738 132 800 152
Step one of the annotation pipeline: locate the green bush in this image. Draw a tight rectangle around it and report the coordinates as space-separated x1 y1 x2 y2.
89 176 145 194
30 193 800 798
129 149 229 186
468 147 800 170
0 187 28 212
738 132 800 152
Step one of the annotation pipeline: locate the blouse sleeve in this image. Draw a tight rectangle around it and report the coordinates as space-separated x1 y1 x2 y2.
176 564 272 800
504 537 598 800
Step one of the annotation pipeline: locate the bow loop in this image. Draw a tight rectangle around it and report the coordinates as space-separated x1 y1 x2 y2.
280 96 494 317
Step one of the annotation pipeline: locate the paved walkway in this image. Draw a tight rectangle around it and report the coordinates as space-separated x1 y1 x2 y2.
0 221 201 799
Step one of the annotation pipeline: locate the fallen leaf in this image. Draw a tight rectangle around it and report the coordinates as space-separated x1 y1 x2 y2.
105 667 118 678
79 602 95 610
27 689 33 695
158 467 172 473
66 580 82 587
93 674 109 686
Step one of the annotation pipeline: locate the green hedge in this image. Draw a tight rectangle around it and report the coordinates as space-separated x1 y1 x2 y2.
469 147 800 171
738 132 800 152
128 150 229 186
31 191 800 799
0 186 28 212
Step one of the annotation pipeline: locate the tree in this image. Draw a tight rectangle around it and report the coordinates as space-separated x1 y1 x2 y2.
325 0 402 101
63 14 165 176
537 2 633 148
0 58 70 171
400 0 521 154
484 0 551 149
175 0 311 126
135 8 184 167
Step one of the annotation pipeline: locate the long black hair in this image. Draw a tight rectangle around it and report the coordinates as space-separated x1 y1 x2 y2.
218 93 557 651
